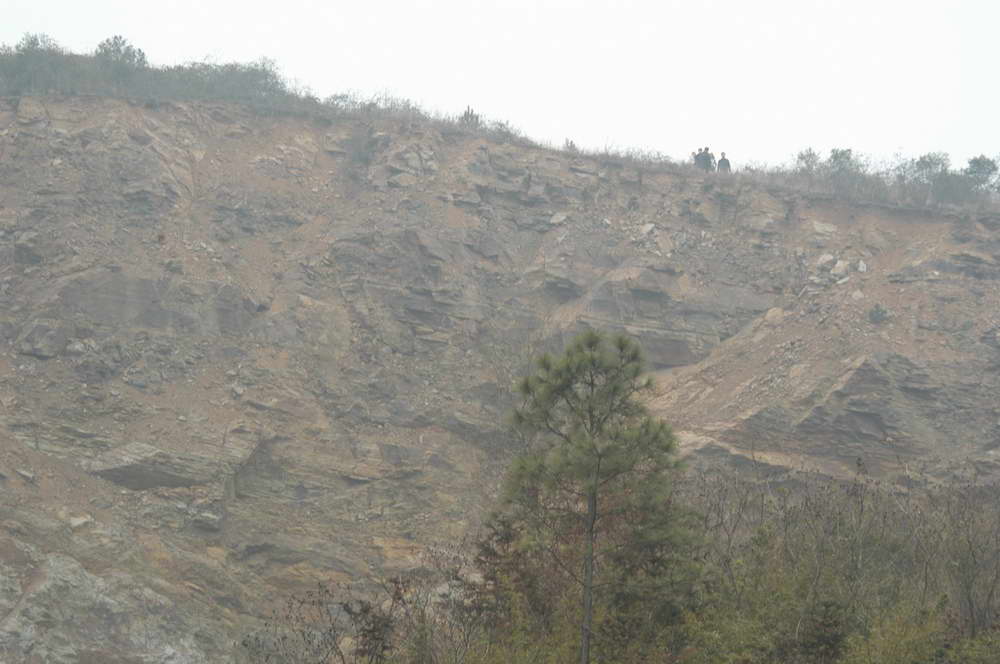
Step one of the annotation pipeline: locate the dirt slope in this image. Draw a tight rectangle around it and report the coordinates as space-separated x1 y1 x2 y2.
1 95 999 662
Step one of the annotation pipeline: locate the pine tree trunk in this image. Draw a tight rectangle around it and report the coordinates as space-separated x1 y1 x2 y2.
580 485 597 664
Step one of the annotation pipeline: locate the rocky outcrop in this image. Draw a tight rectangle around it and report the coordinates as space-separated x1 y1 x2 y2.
89 441 233 489
0 553 209 664
16 319 71 358
794 353 943 444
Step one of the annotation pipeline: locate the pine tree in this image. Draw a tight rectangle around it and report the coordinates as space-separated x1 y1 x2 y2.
502 330 694 664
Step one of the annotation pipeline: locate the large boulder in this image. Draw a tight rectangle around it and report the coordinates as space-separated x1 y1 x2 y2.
16 319 70 359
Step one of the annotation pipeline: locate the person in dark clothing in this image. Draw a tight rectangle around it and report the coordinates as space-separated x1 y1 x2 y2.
695 148 711 172
705 147 716 171
717 152 731 173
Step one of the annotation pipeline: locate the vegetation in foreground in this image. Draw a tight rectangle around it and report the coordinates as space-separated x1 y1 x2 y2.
240 331 1000 664
3 33 998 214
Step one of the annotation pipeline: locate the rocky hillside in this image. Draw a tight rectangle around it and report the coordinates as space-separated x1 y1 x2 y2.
1 95 999 662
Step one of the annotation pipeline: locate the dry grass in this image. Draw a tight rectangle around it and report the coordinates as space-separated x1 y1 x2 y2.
4 33 997 215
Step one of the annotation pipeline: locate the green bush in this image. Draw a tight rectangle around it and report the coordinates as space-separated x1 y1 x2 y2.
868 304 891 325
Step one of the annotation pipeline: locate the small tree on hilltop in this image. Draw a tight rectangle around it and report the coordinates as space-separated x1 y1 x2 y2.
1 33 64 94
95 35 147 93
497 330 695 664
964 155 999 191
823 148 871 199
95 35 148 69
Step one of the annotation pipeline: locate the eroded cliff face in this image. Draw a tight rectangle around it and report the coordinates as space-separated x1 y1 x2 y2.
1 95 999 661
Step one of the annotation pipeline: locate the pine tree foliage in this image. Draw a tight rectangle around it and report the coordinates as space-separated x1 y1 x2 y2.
502 330 694 663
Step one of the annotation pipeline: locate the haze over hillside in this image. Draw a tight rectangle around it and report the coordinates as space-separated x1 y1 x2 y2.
3 1 999 164
2 37 1000 664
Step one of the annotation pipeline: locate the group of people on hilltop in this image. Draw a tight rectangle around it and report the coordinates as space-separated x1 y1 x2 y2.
692 147 731 173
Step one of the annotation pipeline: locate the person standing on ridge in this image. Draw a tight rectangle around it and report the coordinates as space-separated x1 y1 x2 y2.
695 148 711 172
705 147 716 172
717 152 731 173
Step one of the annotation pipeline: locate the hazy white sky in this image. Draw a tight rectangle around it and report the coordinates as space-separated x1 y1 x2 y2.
3 0 997 167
